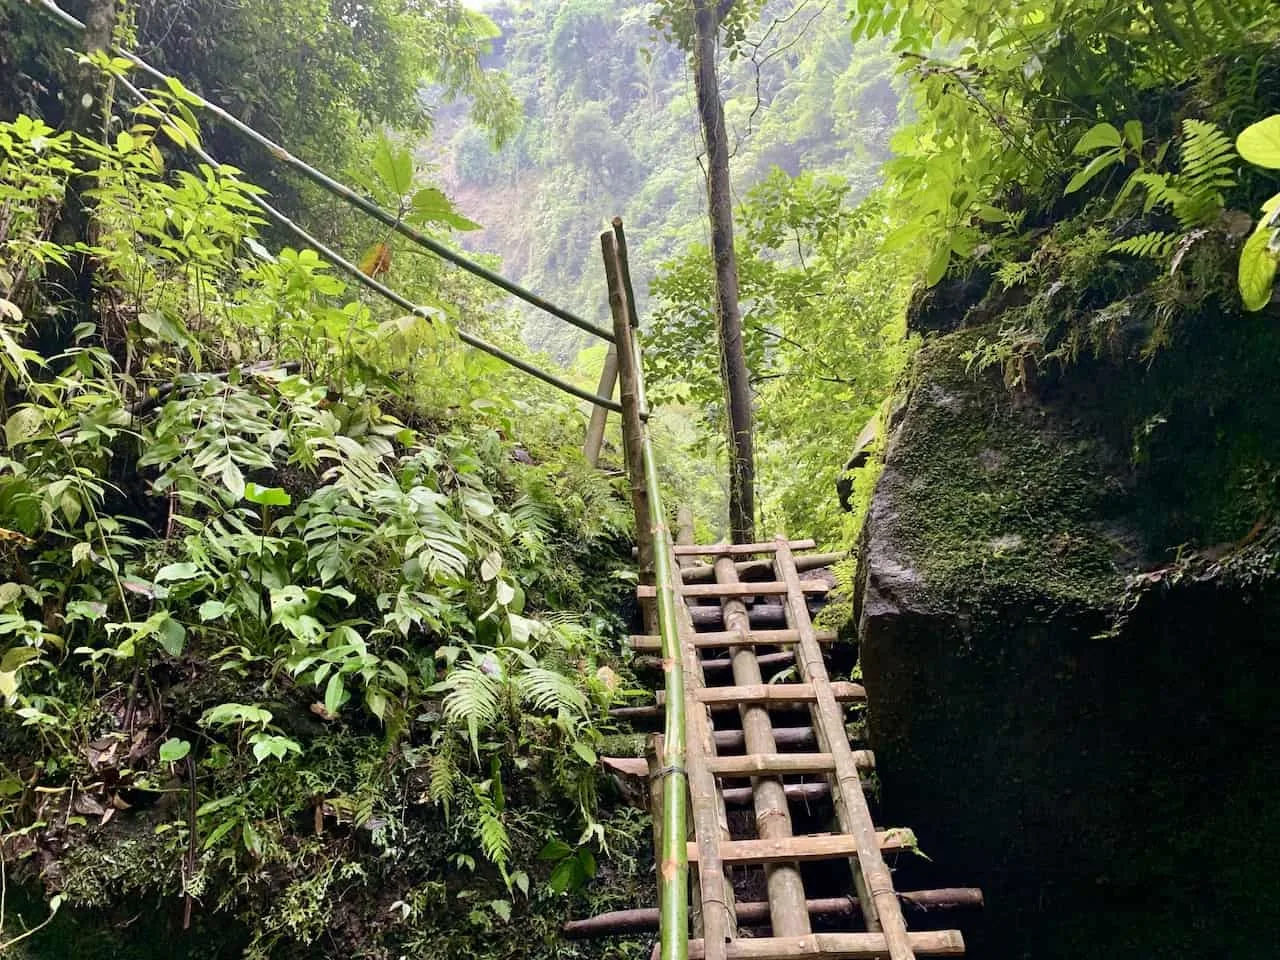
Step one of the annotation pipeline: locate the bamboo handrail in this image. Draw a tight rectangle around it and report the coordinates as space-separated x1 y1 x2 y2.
30 0 616 346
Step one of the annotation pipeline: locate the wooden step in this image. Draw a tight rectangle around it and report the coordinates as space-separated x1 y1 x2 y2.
707 751 874 777
722 781 830 806
680 552 844 584
636 580 828 600
683 682 866 706
630 629 836 652
672 538 816 557
634 650 795 673
715 726 815 750
688 830 910 864
615 681 862 721
683 930 966 958
565 890 984 938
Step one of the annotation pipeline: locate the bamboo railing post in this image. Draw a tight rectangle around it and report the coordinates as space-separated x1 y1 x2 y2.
674 559 734 960
602 230 655 628
677 507 696 569
773 535 916 960
716 555 811 939
584 343 619 466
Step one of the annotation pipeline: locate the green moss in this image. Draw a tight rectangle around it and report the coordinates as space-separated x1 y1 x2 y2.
884 331 1129 617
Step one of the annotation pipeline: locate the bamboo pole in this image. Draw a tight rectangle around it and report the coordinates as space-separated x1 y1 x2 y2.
107 75 622 414
30 0 616 345
717 555 810 940
675 560 735 959
602 231 655 629
679 552 844 584
583 343 618 466
564 890 983 939
773 536 914 960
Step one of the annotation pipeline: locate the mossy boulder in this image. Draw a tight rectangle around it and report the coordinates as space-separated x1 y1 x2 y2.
854 313 1280 959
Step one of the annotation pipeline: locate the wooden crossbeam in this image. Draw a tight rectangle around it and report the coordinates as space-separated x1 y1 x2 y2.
672 539 816 557
630 629 836 652
688 682 866 706
707 751 874 777
636 580 828 599
683 931 966 959
689 831 909 865
722 781 830 806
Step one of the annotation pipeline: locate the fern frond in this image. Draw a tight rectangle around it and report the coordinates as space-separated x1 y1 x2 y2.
428 740 459 811
1110 231 1177 260
475 804 510 869
517 666 588 717
439 664 500 754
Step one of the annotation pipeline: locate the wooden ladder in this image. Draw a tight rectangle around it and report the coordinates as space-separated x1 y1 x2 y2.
632 535 968 960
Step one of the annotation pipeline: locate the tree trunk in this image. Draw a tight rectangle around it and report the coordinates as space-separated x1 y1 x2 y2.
49 0 118 353
692 0 755 544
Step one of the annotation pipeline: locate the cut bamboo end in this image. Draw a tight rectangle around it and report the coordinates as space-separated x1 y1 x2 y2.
672 539 817 557
684 930 966 959
689 830 908 865
630 629 836 651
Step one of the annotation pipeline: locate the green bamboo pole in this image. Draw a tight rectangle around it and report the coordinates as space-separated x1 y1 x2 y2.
109 74 623 414
29 0 615 345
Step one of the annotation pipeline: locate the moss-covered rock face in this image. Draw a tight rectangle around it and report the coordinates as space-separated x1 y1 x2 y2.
855 312 1280 959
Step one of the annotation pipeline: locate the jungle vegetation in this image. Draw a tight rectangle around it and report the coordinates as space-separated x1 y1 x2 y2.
0 0 1277 957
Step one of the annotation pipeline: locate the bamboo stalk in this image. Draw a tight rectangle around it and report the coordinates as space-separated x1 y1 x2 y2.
634 650 795 673
716 555 810 940
603 232 655 629
683 931 966 959
564 890 983 939
674 540 816 557
774 536 914 960
583 343 618 466
630 629 837 652
692 831 908 864
31 0 616 345
722 781 829 806
676 558 735 959
680 552 844 584
107 76 621 414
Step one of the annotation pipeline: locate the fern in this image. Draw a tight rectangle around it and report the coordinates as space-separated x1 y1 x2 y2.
517 666 588 717
1175 119 1237 226
1110 231 1178 259
437 663 500 757
474 799 511 870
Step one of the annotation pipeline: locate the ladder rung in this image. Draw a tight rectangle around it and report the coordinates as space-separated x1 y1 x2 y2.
688 830 907 864
672 539 816 557
714 726 814 750
683 682 866 706
722 780 830 805
684 930 966 959
636 580 827 599
630 629 836 651
707 751 874 777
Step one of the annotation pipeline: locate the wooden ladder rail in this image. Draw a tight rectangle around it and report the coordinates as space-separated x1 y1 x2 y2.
674 551 735 960
714 554 811 939
772 535 915 960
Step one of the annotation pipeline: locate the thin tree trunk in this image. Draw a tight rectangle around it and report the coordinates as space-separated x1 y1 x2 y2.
50 0 118 351
692 0 755 545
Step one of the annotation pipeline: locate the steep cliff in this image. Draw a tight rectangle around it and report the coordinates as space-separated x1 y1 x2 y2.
854 293 1280 957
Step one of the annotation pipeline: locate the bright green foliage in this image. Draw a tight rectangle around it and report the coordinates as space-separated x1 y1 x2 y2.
1236 114 1280 310
0 98 641 956
849 0 1279 290
646 171 919 540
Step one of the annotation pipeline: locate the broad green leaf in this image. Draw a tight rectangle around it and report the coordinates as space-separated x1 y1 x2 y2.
5 406 44 448
1238 115 1280 169
1073 122 1122 154
1239 227 1278 311
220 460 245 499
159 738 191 763
571 741 597 765
1064 149 1122 194
924 242 950 286
372 138 414 196
324 673 345 716
1123 120 1144 152
198 600 229 621
157 615 187 657
155 562 201 582
537 839 573 861
409 188 481 231
243 483 291 507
